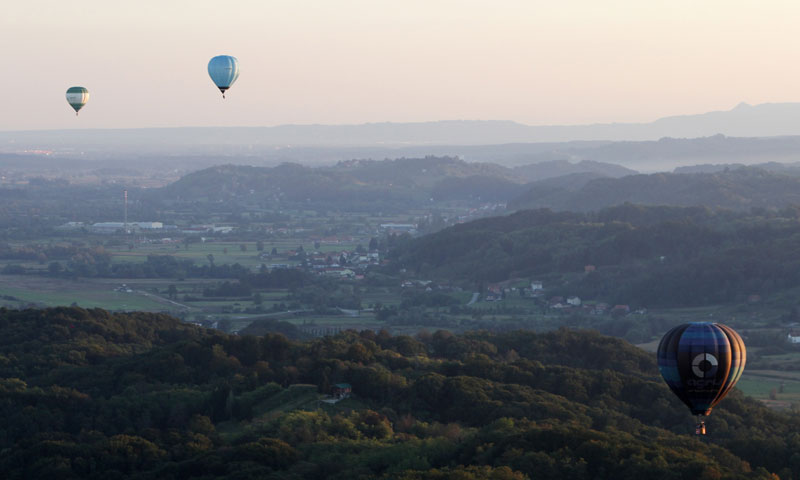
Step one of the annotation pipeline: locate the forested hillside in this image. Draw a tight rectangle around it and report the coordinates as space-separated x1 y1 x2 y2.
509 167 800 212
1 307 798 479
388 204 800 307
155 157 630 208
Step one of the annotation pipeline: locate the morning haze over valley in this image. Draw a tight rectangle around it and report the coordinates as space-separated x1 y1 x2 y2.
3 1 800 479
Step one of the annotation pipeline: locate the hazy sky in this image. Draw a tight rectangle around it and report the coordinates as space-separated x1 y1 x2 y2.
3 0 800 130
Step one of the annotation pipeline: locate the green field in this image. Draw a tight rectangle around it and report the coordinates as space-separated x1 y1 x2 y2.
108 237 364 270
737 369 800 409
109 242 281 269
0 275 172 311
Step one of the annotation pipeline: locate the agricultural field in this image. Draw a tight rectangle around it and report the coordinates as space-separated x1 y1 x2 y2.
108 240 309 270
0 275 173 311
736 368 800 410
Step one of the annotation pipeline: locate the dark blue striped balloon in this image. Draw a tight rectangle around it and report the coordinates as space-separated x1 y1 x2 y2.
657 322 745 416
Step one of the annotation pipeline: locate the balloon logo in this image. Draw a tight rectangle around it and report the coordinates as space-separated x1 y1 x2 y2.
66 86 89 116
657 322 745 435
208 55 240 99
691 353 718 378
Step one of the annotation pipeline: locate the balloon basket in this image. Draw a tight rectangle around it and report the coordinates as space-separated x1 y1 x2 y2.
695 418 706 435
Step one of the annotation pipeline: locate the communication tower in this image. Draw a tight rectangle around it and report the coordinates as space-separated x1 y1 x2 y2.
124 190 128 234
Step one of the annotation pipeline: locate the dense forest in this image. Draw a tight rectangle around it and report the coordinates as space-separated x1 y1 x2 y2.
508 166 800 212
388 204 800 307
150 161 800 214
1 307 798 479
156 158 529 209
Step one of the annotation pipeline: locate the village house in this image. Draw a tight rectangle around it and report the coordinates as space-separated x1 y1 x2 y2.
380 223 417 234
487 284 503 295
332 383 352 399
566 296 581 306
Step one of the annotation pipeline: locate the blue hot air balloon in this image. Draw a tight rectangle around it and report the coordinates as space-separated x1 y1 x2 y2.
657 322 745 435
208 55 240 99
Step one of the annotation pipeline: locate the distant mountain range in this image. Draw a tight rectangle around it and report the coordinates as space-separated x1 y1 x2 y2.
6 103 800 168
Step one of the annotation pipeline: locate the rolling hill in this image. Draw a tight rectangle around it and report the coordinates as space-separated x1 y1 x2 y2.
0 306 795 479
387 204 800 307
509 166 800 212
157 156 633 207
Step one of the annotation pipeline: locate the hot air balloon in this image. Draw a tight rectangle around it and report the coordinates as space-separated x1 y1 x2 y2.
657 322 745 435
208 55 240 99
66 86 89 115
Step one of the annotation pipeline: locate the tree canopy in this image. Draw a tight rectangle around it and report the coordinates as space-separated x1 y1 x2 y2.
0 307 797 479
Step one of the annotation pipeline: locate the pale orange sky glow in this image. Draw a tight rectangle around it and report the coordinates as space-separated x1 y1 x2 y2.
3 0 800 130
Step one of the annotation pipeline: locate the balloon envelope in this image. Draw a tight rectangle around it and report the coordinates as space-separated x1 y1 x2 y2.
657 322 745 416
208 55 240 97
66 86 89 114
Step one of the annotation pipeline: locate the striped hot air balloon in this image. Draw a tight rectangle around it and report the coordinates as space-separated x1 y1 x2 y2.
66 86 89 115
657 322 746 435
207 55 240 99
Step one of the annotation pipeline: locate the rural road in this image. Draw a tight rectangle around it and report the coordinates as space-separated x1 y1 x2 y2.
137 290 194 310
467 292 480 305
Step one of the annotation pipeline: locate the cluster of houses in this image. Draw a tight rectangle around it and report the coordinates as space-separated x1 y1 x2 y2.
400 279 462 292
480 280 643 316
484 281 544 302
57 221 236 235
260 249 385 279
379 223 417 235
546 298 642 316
310 250 383 279
263 226 309 236
58 221 168 234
